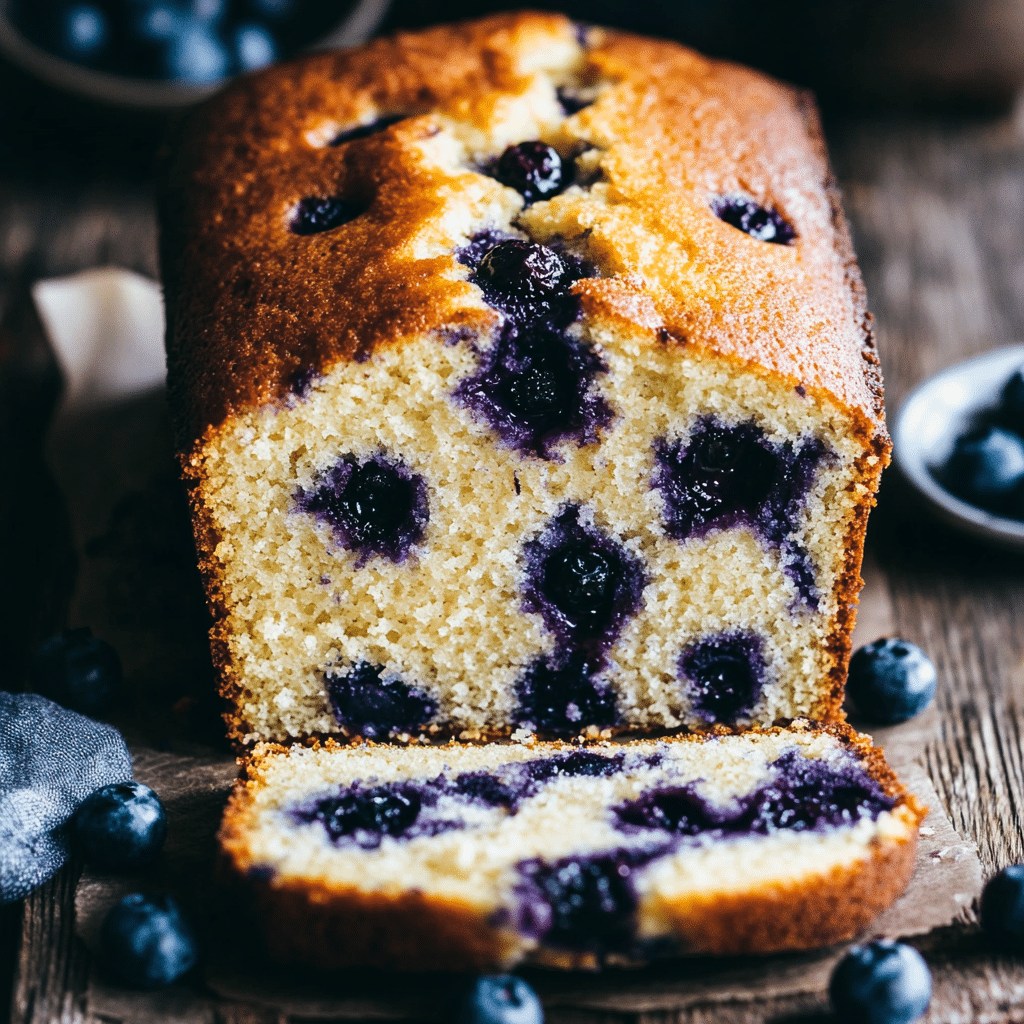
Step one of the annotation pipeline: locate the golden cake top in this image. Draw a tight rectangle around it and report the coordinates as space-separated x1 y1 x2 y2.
160 11 883 450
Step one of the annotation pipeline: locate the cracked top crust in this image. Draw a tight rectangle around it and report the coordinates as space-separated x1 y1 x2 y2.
159 11 884 452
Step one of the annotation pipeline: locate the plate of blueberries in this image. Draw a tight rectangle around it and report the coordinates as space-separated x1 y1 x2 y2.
894 345 1024 550
0 0 390 107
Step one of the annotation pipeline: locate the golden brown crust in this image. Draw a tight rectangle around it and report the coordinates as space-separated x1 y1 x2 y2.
219 725 924 970
160 11 886 453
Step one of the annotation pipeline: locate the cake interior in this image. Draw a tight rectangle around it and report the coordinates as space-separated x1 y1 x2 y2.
186 25 881 746
226 731 917 964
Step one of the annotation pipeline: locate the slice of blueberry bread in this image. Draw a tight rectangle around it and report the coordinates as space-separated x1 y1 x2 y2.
160 13 888 747
219 723 923 970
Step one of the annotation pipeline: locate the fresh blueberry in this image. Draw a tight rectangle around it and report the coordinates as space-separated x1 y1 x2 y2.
233 22 276 71
130 4 185 43
474 240 578 326
980 864 1024 950
942 424 1024 505
829 940 931 1024
454 974 544 1024
73 781 167 871
494 142 565 204
100 893 198 989
847 638 937 725
189 0 226 22
28 627 122 716
164 24 230 83
710 194 795 244
290 196 363 235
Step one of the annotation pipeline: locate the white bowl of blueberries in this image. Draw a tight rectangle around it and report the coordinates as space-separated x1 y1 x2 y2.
894 346 1024 550
0 0 390 108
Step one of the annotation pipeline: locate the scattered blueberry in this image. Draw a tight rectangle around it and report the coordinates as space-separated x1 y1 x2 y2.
28 627 123 716
941 424 1024 504
493 142 565 204
847 638 937 725
73 781 167 871
132 4 185 43
233 23 277 71
296 453 429 564
61 4 110 60
980 864 1024 950
710 193 795 244
829 940 931 1024
325 661 436 738
100 893 198 989
454 975 544 1024
164 23 230 83
474 240 579 327
290 196 363 235
1 692 132 903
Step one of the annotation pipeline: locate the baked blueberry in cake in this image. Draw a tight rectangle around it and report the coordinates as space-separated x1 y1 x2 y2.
160 13 888 747
219 723 924 970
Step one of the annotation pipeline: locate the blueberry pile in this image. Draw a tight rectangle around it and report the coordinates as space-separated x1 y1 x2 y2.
10 0 352 83
936 371 1024 519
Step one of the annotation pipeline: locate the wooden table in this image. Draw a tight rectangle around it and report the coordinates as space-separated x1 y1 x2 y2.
3 23 1024 1023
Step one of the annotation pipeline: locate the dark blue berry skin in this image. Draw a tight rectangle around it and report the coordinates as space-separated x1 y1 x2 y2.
473 240 580 327
494 143 565 204
942 424 1024 504
980 864 1024 950
710 194 795 244
73 782 167 871
454 975 544 1024
28 628 122 717
101 894 198 990
829 941 931 1024
847 638 937 725
290 196 363 235
61 4 110 60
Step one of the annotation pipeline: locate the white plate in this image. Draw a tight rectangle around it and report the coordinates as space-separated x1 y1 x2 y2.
893 345 1024 549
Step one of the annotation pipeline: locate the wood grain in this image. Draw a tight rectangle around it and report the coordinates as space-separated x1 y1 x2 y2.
3 57 1024 1022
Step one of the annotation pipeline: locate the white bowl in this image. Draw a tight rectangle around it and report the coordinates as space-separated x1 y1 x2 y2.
0 0 390 110
893 345 1024 549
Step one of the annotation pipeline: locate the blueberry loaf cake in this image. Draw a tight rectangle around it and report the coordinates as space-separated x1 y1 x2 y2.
160 13 888 747
219 723 923 970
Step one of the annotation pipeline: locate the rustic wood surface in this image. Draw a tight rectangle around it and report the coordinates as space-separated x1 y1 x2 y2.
3 23 1024 1022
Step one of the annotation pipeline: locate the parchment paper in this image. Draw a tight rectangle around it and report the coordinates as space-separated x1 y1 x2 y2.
39 271 983 1018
